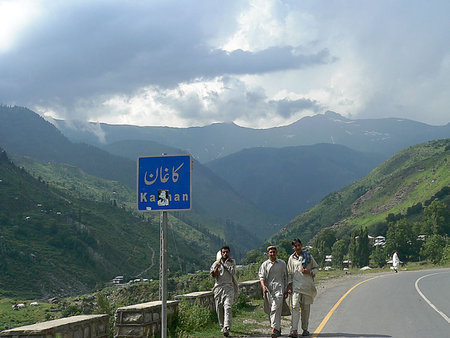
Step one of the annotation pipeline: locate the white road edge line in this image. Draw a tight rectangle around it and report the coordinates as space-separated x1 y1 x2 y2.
414 272 450 324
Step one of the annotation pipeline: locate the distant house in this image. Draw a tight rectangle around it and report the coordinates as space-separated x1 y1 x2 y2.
325 255 333 263
112 276 124 284
342 260 351 269
374 236 386 247
417 234 426 241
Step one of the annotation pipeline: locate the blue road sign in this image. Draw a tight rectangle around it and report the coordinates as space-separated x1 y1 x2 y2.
137 154 192 211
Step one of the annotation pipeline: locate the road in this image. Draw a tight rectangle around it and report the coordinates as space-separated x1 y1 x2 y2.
310 268 450 337
247 268 450 337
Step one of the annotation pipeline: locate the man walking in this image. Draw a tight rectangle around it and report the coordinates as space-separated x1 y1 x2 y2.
392 250 400 273
210 246 238 337
287 239 319 337
259 245 288 338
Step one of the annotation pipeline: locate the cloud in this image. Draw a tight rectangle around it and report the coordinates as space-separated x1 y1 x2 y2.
92 76 321 128
0 0 332 114
269 98 321 118
0 0 449 127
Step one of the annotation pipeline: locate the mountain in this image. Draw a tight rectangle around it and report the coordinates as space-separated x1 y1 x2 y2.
0 106 135 187
268 138 450 245
0 149 220 298
51 110 450 162
0 106 281 255
206 144 385 222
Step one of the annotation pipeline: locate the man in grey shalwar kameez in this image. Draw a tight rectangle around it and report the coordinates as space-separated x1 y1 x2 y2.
259 245 289 338
210 246 238 337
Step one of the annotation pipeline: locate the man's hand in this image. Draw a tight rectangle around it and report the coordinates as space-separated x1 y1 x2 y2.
300 266 310 275
287 283 293 294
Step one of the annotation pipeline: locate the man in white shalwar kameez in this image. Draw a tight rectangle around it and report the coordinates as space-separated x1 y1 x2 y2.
210 246 238 337
259 245 288 338
287 239 319 337
392 250 400 273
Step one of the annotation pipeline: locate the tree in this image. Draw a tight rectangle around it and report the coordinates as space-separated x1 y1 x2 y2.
348 231 358 267
314 228 336 255
359 228 370 267
311 240 325 268
425 200 449 236
422 234 446 264
331 239 347 269
370 246 386 267
348 228 370 268
385 219 414 260
278 239 293 256
244 249 265 264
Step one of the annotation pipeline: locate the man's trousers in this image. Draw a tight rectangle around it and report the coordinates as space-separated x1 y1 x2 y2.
291 292 313 332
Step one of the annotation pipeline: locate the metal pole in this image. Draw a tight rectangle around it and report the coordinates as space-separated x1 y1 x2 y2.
160 210 168 338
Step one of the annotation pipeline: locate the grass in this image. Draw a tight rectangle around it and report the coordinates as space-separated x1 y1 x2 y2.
0 298 57 330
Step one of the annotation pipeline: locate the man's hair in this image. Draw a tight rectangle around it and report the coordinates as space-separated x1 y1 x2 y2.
221 245 231 252
291 238 302 245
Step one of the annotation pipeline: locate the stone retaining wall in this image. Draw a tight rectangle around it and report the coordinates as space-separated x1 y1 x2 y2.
0 314 109 338
239 279 262 298
174 290 215 312
0 280 262 338
114 300 178 338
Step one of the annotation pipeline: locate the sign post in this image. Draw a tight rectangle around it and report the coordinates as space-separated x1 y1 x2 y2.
137 154 192 338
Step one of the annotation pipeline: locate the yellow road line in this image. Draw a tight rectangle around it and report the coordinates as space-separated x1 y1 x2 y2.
311 275 382 337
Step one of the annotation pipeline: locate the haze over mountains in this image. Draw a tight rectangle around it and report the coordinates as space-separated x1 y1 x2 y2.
52 110 450 162
2 105 449 230
49 107 449 221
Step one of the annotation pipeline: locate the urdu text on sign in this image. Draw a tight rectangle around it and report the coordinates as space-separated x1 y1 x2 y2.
137 154 192 211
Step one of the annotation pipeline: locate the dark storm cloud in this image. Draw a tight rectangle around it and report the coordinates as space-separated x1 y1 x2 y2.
0 0 332 109
269 98 322 118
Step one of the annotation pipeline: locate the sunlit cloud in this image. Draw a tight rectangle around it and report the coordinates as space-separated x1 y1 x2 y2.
1 0 449 127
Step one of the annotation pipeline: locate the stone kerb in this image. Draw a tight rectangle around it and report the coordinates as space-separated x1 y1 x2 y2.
114 300 178 338
0 314 109 338
174 290 215 312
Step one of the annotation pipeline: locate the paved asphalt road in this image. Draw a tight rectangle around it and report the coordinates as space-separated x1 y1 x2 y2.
312 268 450 337
248 268 450 338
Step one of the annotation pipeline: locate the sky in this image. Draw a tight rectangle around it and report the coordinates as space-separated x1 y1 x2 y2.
0 0 449 128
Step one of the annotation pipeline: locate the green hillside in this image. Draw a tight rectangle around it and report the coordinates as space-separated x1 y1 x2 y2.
0 106 282 256
0 150 220 298
269 139 450 244
206 143 384 221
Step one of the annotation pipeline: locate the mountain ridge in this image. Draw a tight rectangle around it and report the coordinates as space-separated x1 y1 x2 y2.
51 110 450 162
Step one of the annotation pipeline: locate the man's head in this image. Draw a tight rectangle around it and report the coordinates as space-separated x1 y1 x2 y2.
292 238 303 255
267 245 278 261
221 246 230 260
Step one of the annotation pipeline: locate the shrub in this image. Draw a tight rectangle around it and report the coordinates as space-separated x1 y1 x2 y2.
423 234 446 264
440 244 450 265
174 299 214 335
232 293 249 315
